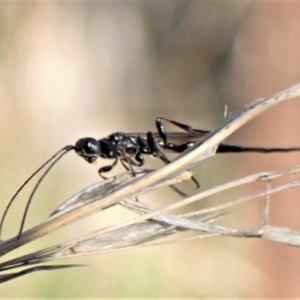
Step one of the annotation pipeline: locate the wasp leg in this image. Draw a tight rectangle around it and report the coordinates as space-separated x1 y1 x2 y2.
154 118 197 153
98 158 118 179
134 152 145 167
155 117 195 147
146 131 192 196
151 123 200 189
147 132 170 164
120 158 136 176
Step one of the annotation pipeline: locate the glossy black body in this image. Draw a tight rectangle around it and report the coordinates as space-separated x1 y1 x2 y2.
74 117 300 177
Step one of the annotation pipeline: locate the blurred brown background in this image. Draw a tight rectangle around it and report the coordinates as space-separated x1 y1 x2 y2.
1 1 300 298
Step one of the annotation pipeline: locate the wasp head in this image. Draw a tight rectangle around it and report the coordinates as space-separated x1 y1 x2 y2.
75 138 100 163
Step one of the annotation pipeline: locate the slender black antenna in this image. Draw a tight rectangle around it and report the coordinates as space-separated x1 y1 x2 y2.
0 145 74 239
16 145 75 239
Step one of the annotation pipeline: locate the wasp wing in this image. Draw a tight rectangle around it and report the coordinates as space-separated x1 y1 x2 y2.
125 130 300 154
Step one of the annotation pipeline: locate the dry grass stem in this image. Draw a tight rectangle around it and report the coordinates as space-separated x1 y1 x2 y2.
1 81 300 282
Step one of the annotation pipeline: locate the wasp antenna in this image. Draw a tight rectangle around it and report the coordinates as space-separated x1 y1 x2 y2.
16 145 74 239
0 145 74 239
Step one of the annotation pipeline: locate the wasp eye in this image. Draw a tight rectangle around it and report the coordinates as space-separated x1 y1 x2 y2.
75 138 100 163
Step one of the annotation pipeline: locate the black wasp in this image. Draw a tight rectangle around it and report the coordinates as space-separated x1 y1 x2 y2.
2 117 300 239
74 117 300 175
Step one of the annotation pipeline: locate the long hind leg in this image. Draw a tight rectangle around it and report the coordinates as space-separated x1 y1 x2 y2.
146 131 197 196
153 119 200 188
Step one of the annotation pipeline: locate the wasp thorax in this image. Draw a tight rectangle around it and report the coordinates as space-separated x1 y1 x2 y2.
75 138 100 163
